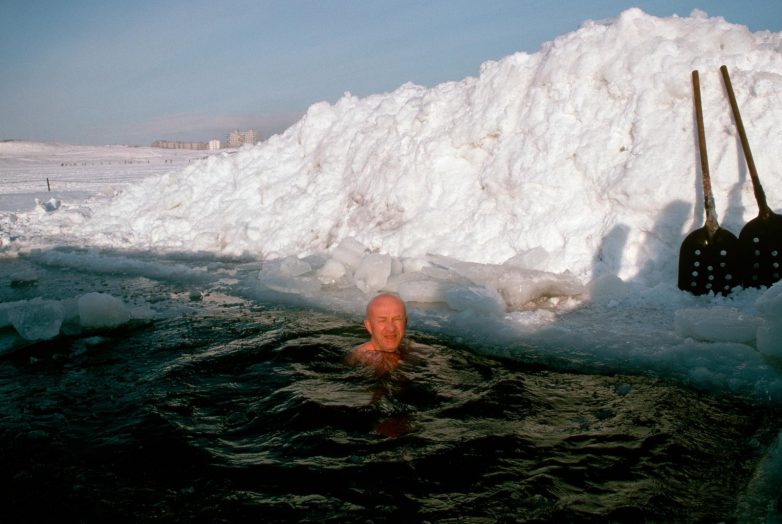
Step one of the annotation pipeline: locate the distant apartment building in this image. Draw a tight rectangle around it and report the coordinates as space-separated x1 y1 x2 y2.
152 140 209 150
152 130 258 150
226 129 260 148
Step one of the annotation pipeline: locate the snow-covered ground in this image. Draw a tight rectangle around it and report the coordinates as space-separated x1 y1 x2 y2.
1 8 782 408
0 141 219 213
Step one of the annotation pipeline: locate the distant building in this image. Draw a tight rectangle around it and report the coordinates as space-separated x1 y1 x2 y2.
152 140 209 150
152 130 258 150
227 129 260 148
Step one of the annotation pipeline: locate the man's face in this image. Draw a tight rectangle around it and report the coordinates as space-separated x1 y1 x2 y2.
364 296 406 352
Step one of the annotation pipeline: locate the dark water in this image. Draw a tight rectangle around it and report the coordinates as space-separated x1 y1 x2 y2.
1 254 781 522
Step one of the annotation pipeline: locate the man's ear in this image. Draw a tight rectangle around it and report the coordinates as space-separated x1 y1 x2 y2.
364 318 373 334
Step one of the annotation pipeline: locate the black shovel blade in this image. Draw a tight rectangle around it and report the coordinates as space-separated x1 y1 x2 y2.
738 212 782 288
678 226 740 295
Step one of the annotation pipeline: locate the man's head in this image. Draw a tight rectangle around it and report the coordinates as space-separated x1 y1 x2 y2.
364 293 407 353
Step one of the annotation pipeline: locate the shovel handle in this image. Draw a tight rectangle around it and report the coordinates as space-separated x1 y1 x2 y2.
720 65 771 217
692 70 718 236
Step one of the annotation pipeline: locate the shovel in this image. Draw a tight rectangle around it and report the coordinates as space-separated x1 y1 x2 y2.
720 65 782 288
678 70 740 296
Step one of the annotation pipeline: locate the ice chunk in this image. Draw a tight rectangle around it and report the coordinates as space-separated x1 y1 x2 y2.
330 238 368 270
9 269 38 288
497 269 584 308
353 253 391 294
8 298 64 340
445 285 505 315
755 281 782 318
317 258 347 284
129 303 156 321
427 255 583 308
754 282 782 358
673 307 761 344
504 247 551 271
507 309 558 328
756 320 782 358
397 278 452 303
400 257 433 273
78 292 130 329
59 297 82 335
0 303 12 329
259 257 321 295
35 197 61 212
258 272 321 295
390 257 404 276
587 274 629 303
279 256 312 277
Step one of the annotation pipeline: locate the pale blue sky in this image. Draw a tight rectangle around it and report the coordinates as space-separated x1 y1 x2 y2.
1 1 780 145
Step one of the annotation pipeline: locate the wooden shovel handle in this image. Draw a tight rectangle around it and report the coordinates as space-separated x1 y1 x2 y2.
692 70 718 236
720 65 771 218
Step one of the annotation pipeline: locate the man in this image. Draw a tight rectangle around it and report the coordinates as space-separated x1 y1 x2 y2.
347 293 408 375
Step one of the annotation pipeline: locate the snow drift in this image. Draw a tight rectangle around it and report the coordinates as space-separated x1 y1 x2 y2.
57 8 782 289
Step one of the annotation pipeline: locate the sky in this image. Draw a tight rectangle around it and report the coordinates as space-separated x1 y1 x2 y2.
1 0 781 146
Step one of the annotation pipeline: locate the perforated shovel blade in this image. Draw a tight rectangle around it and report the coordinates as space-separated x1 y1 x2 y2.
678 227 740 296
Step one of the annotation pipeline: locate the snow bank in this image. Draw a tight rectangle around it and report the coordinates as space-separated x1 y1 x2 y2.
48 7 781 289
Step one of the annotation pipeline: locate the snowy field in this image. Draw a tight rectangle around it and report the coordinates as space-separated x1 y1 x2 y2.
0 141 220 214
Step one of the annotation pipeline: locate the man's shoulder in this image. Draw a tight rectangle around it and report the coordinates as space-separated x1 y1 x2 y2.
346 342 374 364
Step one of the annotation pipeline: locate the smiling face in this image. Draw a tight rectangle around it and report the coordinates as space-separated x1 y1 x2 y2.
364 294 407 353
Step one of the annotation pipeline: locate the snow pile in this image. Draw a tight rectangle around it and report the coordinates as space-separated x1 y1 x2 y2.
41 7 779 290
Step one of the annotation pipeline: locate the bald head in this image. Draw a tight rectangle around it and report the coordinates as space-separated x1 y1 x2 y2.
364 293 407 353
366 293 406 318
